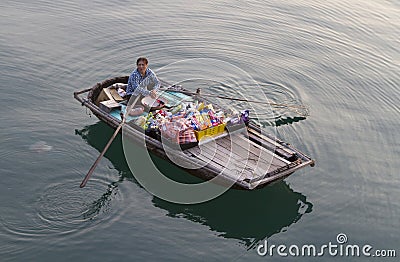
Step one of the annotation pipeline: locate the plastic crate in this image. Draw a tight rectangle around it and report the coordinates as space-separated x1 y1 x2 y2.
194 123 226 141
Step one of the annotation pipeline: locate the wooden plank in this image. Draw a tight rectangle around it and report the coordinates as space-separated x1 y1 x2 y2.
202 139 248 163
184 144 254 181
248 132 295 160
185 144 243 173
247 127 296 156
184 146 234 172
212 134 287 180
215 133 292 180
184 147 249 182
216 133 284 171
225 132 290 164
245 137 291 165
216 134 262 161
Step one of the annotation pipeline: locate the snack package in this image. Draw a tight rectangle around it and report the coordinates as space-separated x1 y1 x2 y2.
201 112 212 128
160 119 193 143
170 104 182 114
197 102 205 111
135 116 147 128
240 109 250 124
191 116 200 130
206 104 214 112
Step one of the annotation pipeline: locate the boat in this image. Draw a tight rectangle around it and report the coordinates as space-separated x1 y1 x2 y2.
74 76 315 190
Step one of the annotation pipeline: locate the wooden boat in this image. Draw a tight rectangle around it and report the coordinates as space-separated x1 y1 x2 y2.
74 76 315 190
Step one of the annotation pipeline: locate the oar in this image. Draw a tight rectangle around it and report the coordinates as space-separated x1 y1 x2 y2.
80 96 139 188
209 94 307 110
159 88 307 110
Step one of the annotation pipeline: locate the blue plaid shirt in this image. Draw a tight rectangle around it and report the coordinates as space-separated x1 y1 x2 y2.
126 68 160 96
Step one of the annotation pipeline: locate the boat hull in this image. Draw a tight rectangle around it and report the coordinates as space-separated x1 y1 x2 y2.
74 76 315 190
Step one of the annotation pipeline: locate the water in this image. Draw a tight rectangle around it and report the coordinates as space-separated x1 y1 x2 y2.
1 0 399 261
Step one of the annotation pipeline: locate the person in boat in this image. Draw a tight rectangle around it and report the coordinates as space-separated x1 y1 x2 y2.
125 57 160 100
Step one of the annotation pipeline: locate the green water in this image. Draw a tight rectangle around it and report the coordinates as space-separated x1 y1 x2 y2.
1 0 399 261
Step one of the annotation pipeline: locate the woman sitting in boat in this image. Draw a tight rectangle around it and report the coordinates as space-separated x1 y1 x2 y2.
123 57 160 100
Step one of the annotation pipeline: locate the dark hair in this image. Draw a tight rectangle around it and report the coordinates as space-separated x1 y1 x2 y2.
136 57 148 65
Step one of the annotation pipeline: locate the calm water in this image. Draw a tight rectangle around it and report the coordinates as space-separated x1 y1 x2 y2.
1 0 399 261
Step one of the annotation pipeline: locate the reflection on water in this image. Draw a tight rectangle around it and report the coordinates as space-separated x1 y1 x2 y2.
153 184 312 249
28 140 53 153
273 116 307 127
76 121 313 248
75 122 131 179
82 182 120 220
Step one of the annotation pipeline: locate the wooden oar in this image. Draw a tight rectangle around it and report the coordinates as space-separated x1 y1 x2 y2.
80 96 139 188
159 88 307 110
209 94 307 110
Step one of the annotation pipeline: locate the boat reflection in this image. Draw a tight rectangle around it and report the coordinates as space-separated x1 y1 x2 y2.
274 116 307 126
76 121 313 248
153 183 312 249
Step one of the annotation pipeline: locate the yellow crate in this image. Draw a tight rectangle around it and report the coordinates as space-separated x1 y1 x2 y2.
194 123 226 141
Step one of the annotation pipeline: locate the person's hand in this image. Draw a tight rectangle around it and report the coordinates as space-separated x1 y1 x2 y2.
150 89 157 99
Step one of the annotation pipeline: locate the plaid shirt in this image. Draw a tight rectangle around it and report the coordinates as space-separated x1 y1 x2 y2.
127 68 160 96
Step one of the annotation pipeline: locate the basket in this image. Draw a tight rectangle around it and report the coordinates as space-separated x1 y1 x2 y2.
194 123 226 141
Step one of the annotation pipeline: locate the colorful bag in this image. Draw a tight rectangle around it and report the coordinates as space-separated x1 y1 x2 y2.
160 120 197 144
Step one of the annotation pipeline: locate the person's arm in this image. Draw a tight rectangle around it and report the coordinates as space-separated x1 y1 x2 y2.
151 69 161 91
146 69 160 99
126 71 138 96
133 84 151 97
135 69 161 97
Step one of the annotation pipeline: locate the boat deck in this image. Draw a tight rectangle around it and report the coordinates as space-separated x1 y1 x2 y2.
74 76 314 189
186 131 289 177
179 125 304 189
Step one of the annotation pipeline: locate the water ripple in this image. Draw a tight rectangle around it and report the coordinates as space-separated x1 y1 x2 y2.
1 0 399 260
1 178 125 239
